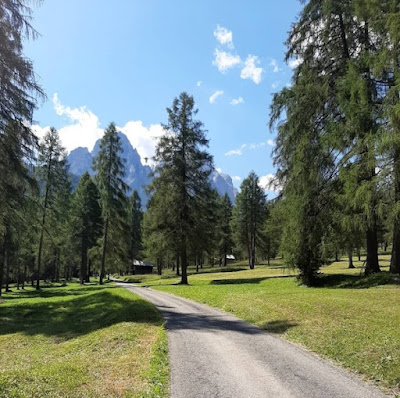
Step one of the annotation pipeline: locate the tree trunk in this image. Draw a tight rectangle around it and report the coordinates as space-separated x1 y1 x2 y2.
0 240 5 297
99 217 109 285
357 249 361 262
391 227 400 274
391 147 400 274
86 259 91 283
157 258 162 276
250 234 255 269
365 226 380 275
5 247 11 292
335 252 339 262
176 254 180 276
80 235 87 284
348 248 355 269
22 263 27 290
180 244 188 285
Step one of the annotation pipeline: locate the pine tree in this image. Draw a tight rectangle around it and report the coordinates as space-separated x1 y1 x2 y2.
150 92 213 284
127 190 143 273
218 194 234 267
71 172 102 284
93 123 128 285
233 172 266 269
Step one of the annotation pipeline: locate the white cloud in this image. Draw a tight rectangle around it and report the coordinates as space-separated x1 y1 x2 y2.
232 176 241 181
240 55 263 84
33 93 104 153
225 143 247 156
225 149 242 156
271 81 280 90
230 97 244 106
216 167 222 173
249 142 266 150
118 121 165 166
259 174 282 192
213 49 241 73
214 25 233 48
267 139 275 146
197 81 202 87
209 90 224 104
32 93 166 166
269 59 281 73
288 58 302 69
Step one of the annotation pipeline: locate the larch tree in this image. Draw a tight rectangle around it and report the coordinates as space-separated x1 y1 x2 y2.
0 0 43 293
35 128 69 289
93 122 128 285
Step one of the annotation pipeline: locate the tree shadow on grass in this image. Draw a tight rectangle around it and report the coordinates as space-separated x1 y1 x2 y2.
210 275 295 285
3 285 115 300
316 271 399 289
0 289 161 340
262 320 298 334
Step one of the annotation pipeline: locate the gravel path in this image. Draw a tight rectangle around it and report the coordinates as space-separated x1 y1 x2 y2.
118 282 386 398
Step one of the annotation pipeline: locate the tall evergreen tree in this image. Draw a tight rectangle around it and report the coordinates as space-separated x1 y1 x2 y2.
0 0 43 292
35 128 69 290
150 92 213 284
218 194 234 266
233 172 266 269
127 190 143 273
71 172 102 284
93 123 128 285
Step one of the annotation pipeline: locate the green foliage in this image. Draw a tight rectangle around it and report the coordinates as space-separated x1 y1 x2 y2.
127 190 143 271
217 194 234 266
147 92 214 283
92 122 128 283
233 172 266 269
71 172 102 283
34 128 70 289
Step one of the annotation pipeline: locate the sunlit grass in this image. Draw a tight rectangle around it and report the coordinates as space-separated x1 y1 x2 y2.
142 256 400 394
0 282 169 398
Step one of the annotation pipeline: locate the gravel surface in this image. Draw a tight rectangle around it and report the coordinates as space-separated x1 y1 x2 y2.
118 282 386 398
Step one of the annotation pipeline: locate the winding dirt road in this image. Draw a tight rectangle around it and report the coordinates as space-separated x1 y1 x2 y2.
118 282 386 398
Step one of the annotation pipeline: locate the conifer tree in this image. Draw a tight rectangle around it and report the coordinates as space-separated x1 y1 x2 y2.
35 128 69 290
233 172 266 269
93 123 128 284
71 172 102 284
127 190 143 273
150 92 213 284
218 194 234 267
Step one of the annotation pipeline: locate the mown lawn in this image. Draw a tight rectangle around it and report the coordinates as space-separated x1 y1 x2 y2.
134 258 399 395
0 282 168 398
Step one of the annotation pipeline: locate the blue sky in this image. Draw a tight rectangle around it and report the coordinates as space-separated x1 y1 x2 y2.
26 0 302 191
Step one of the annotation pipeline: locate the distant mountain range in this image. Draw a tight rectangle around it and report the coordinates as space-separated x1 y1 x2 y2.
67 132 237 206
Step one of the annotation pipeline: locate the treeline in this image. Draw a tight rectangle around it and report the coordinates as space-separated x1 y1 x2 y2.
269 0 400 285
2 0 400 292
0 89 282 292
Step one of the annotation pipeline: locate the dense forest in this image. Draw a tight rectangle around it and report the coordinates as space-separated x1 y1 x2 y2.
0 0 399 295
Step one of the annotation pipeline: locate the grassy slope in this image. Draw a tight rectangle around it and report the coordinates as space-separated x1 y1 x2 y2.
133 258 399 394
0 282 168 398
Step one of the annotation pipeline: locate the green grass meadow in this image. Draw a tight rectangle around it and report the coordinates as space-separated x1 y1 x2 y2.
130 257 399 395
0 282 168 398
